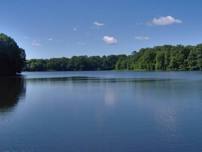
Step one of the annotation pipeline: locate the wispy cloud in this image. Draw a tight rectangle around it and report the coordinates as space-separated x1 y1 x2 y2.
23 36 30 40
103 36 118 45
150 16 182 26
48 38 53 41
73 27 78 32
135 36 150 41
94 21 105 27
76 42 86 46
32 40 41 47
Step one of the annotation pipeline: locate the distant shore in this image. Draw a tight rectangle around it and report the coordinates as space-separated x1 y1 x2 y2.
25 43 202 72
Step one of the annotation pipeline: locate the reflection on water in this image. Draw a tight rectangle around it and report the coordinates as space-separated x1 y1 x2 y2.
0 76 25 113
26 76 172 84
1 72 202 152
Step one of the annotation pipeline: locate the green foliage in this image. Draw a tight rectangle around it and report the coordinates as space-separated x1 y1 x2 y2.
0 33 26 75
25 44 202 71
117 44 202 71
25 55 125 71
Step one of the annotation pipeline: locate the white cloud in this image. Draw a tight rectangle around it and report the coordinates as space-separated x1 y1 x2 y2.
94 21 104 27
48 38 53 41
73 27 78 31
103 36 118 45
151 16 182 26
32 40 41 47
135 36 150 41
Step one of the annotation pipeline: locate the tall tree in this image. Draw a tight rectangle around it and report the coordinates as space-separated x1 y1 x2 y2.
0 33 26 75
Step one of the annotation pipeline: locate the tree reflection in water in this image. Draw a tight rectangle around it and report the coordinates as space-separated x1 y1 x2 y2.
0 76 25 113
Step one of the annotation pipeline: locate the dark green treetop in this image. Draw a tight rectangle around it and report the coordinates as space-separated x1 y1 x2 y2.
0 33 26 75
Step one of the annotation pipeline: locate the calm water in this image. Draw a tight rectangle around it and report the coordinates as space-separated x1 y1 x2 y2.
0 71 202 152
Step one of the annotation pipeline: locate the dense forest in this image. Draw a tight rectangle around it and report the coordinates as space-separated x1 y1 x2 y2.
0 33 26 75
26 44 202 71
116 44 202 71
26 55 126 71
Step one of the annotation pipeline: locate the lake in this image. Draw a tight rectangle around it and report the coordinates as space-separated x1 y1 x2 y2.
0 71 202 152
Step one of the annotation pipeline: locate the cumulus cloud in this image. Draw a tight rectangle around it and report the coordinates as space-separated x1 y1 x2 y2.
151 16 182 26
94 21 104 27
32 40 41 47
103 36 118 45
135 36 150 41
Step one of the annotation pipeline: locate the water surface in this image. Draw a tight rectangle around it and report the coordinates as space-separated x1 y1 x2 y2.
0 71 202 152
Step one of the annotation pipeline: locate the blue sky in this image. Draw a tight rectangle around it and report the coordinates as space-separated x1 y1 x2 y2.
1 0 202 59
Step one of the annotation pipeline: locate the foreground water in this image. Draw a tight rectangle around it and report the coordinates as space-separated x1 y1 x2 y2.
0 71 202 152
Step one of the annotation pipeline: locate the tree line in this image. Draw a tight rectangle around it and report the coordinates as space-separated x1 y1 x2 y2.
26 44 202 71
116 44 202 71
25 55 126 71
2 32 202 73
